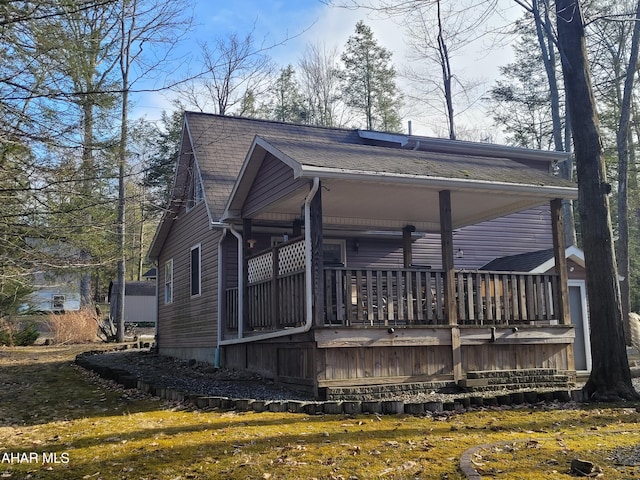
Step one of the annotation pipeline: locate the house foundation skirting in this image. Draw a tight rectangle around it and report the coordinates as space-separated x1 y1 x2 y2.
221 325 575 398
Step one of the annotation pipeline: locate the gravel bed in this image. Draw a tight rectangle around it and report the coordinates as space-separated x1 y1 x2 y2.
75 348 610 405
79 349 316 402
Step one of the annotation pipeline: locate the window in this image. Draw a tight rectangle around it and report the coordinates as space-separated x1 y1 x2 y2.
51 295 65 311
271 237 346 266
186 165 203 211
164 259 173 304
190 244 201 297
324 240 346 267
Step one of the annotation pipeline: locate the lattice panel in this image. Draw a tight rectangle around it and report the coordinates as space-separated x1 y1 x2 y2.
278 240 306 276
248 251 273 284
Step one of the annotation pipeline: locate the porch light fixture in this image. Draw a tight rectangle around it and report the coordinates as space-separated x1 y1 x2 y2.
247 239 257 249
456 248 464 258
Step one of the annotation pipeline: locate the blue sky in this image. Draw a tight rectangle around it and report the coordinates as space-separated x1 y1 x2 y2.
134 0 521 137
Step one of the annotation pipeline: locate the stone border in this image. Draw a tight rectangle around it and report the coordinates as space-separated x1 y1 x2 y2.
75 351 587 417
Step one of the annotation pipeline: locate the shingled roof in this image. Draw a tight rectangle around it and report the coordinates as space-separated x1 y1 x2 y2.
184 113 362 219
149 112 577 257
480 248 555 272
253 135 576 189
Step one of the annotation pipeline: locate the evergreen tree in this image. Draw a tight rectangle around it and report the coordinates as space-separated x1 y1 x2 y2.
340 21 402 132
142 108 184 211
269 65 307 123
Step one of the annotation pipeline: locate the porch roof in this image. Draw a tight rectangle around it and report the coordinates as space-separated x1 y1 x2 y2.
222 136 578 232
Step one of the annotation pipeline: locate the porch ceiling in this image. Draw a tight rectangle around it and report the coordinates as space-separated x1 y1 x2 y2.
223 136 578 232
249 179 558 232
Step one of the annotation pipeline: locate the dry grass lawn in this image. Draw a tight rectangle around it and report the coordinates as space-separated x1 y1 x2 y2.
1 345 640 479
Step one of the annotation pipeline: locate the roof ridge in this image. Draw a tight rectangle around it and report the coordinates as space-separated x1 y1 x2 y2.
184 111 359 134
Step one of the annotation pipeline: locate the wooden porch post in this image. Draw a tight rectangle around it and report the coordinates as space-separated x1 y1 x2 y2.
440 190 462 382
551 198 570 325
439 190 457 325
402 225 415 268
310 181 324 326
242 218 252 333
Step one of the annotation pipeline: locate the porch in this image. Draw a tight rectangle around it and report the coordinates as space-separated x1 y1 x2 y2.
218 134 578 395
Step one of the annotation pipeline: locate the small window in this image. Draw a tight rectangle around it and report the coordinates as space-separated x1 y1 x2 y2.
164 259 173 304
52 295 65 311
190 244 201 297
324 240 346 267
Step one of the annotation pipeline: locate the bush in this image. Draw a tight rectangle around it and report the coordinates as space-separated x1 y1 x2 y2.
45 310 98 344
0 319 40 346
14 321 39 346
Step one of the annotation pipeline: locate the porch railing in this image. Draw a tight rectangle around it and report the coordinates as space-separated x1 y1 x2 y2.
224 237 306 333
224 251 561 332
324 268 559 327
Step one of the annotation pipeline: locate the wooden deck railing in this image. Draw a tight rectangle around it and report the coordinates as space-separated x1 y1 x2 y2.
224 251 561 332
224 238 306 333
324 268 559 327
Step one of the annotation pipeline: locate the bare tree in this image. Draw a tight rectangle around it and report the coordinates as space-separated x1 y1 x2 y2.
178 30 274 116
588 0 640 344
114 0 191 341
298 42 344 127
556 0 638 401
506 0 576 247
403 1 491 139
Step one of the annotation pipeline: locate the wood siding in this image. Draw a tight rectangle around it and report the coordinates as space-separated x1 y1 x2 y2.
314 326 573 387
223 333 317 390
242 153 308 218
157 200 220 360
317 345 453 385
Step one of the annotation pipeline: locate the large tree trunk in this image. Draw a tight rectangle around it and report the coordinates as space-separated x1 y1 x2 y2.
556 0 638 401
616 0 640 346
534 0 576 246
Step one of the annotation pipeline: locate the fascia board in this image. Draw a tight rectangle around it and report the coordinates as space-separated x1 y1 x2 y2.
297 165 578 200
530 245 586 274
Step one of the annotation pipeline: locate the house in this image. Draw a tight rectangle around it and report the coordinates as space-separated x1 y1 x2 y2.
108 281 157 325
148 112 581 398
22 239 83 313
25 270 82 313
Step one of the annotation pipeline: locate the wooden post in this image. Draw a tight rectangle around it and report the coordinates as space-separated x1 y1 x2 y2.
272 243 279 329
310 182 324 326
451 326 463 381
551 198 570 324
439 190 457 326
402 225 415 268
242 218 252 332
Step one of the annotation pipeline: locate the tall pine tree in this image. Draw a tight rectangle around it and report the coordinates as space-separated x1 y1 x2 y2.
340 21 402 132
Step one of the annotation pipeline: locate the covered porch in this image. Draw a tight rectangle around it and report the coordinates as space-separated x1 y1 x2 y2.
218 136 578 394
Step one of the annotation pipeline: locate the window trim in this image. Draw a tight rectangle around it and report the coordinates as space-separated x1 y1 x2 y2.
164 259 173 304
190 243 202 297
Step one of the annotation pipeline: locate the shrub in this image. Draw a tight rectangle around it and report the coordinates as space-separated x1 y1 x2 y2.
0 318 40 346
45 310 98 344
14 321 39 346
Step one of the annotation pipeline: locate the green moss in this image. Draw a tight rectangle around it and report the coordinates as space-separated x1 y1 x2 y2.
2 346 640 479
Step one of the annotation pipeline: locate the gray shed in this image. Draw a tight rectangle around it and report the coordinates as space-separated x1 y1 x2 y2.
108 281 157 324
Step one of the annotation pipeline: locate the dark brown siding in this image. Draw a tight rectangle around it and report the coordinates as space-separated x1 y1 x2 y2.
157 200 219 359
